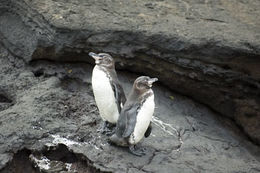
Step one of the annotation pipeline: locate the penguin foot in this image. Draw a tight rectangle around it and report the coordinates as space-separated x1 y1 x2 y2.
129 145 147 157
97 121 107 133
97 128 114 136
97 121 115 136
103 128 115 136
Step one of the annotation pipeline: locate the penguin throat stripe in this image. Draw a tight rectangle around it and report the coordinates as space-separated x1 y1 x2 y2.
98 66 112 80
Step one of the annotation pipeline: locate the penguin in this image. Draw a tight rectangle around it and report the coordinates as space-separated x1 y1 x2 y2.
109 76 158 156
89 52 126 135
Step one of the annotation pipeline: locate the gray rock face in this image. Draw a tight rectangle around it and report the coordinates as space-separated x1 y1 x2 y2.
0 0 259 145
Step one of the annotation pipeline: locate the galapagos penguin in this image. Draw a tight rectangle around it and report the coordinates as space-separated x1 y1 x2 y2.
109 76 158 156
89 52 126 135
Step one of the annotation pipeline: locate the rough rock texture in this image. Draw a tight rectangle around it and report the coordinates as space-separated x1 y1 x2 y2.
0 0 259 145
0 44 260 172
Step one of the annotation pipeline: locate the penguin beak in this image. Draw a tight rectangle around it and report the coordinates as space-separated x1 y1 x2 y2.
148 78 158 87
89 52 102 64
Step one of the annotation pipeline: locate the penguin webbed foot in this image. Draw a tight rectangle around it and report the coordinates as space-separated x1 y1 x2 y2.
129 145 147 157
103 128 116 136
97 121 115 136
97 121 106 133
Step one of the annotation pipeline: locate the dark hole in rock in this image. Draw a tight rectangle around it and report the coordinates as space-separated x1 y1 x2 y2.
43 144 77 163
245 113 257 118
0 94 12 103
221 64 231 70
1 146 106 173
0 149 39 173
33 69 44 77
246 82 258 90
40 144 105 173
0 93 13 112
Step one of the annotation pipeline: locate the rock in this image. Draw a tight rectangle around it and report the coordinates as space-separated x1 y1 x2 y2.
0 154 12 170
0 0 259 145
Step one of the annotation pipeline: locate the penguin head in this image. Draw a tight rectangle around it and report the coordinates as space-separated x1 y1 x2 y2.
134 76 158 92
89 52 115 68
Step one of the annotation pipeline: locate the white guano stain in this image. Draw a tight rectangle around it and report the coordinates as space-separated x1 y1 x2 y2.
30 155 51 171
151 116 183 144
51 135 81 146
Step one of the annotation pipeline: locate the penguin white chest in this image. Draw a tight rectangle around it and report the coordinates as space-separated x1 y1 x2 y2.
129 94 155 144
92 66 119 123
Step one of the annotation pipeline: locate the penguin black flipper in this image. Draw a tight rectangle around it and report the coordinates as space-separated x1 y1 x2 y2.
111 82 126 112
117 84 126 106
144 123 152 138
116 103 139 138
115 107 128 137
122 104 139 138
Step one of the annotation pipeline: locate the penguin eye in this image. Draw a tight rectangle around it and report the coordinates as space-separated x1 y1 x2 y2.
143 79 148 83
137 83 142 88
137 82 146 89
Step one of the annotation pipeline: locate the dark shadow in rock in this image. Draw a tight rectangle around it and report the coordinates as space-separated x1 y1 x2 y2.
0 94 11 103
1 146 108 173
0 149 38 173
32 68 44 77
38 144 107 173
43 144 77 163
0 92 13 112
